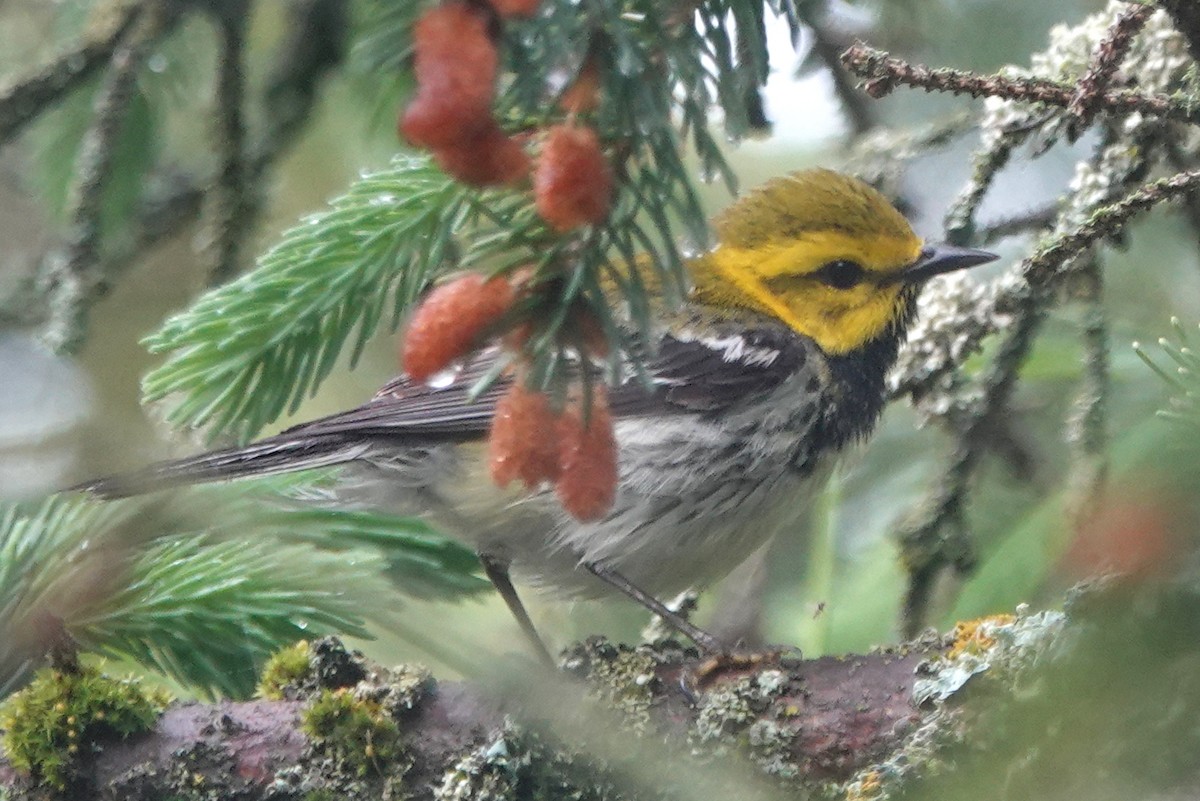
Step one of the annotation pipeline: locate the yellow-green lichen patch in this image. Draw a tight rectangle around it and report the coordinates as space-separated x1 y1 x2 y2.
0 665 169 790
258 640 313 700
301 688 405 778
842 768 884 801
945 615 1017 660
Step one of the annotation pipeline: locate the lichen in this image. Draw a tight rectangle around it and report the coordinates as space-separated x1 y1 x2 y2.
301 688 405 778
843 769 883 801
0 664 169 791
945 614 1018 660
561 637 681 733
434 732 525 801
691 667 797 778
851 607 1069 801
433 723 624 801
354 662 433 721
915 607 1066 705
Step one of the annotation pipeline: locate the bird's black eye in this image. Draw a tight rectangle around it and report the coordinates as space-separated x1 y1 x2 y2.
814 259 865 290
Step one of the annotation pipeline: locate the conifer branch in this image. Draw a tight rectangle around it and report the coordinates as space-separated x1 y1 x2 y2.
841 42 1200 125
1135 316 1200 431
141 157 471 441
142 3 799 442
0 479 484 698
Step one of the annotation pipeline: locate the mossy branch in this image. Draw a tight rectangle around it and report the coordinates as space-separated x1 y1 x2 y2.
5 589 1196 801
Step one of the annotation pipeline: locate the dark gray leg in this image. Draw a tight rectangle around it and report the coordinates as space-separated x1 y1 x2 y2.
478 553 554 666
582 561 725 654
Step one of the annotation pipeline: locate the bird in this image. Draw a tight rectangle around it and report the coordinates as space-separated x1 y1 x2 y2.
75 169 996 662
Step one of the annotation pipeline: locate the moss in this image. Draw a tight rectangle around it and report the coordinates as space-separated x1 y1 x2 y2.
258 640 313 700
301 688 405 778
257 637 374 702
0 664 169 791
301 790 339 801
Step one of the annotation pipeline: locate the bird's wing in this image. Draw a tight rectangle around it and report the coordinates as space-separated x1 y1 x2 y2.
277 324 812 440
75 325 811 497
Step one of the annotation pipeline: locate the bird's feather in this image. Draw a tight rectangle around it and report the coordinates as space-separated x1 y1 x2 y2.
74 324 810 498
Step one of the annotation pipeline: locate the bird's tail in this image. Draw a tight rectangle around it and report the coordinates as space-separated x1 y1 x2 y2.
71 435 370 499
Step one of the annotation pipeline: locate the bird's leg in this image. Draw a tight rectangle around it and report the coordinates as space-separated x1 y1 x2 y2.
582 561 725 654
478 553 555 666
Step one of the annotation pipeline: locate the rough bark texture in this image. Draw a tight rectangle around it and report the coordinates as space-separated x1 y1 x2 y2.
0 636 933 800
5 582 1200 801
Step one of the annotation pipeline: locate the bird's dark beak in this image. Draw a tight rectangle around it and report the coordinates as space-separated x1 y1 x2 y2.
899 243 998 283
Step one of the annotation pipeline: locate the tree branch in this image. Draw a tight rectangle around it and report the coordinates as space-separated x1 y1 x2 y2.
0 2 144 148
840 42 1199 125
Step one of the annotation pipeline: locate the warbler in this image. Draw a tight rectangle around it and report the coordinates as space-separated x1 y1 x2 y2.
78 169 995 660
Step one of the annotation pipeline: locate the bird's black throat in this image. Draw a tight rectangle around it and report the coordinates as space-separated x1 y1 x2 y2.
791 288 918 474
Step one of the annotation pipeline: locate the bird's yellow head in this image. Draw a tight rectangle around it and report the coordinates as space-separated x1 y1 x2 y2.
690 169 994 355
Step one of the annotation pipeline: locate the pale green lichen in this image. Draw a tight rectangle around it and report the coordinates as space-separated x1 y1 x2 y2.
433 720 628 801
745 717 798 778
914 608 1066 705
691 667 796 778
982 1 1193 150
561 638 679 733
434 732 525 801
356 662 433 720
852 606 1068 801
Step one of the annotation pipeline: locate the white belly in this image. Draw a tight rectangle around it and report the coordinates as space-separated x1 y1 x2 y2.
367 412 828 599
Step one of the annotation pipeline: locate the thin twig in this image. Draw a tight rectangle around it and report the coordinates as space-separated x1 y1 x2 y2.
943 135 1019 244
1066 257 1109 524
41 11 157 354
252 0 348 173
840 43 1200 126
2 0 348 334
977 205 1059 244
0 2 143 147
206 1 252 286
1163 136 1200 247
1066 4 1154 140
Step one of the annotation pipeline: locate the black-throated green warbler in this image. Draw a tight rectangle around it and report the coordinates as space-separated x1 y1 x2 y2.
79 169 995 660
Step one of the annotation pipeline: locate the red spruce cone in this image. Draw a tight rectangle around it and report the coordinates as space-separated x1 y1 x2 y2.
433 124 530 187
402 274 514 382
534 124 613 231
489 383 563 489
400 3 497 150
555 388 617 521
